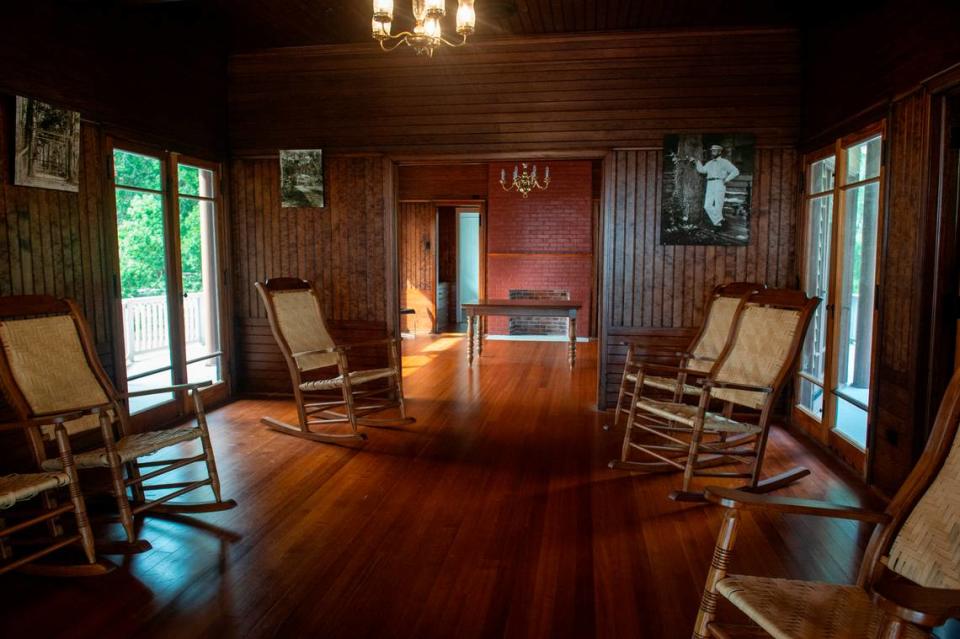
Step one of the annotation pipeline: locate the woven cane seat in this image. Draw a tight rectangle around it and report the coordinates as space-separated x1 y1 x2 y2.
635 399 761 435
300 368 396 392
716 575 927 639
41 424 200 471
625 373 702 396
0 472 71 510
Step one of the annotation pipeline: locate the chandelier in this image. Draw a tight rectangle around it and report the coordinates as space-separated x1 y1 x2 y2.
372 0 476 57
500 163 551 198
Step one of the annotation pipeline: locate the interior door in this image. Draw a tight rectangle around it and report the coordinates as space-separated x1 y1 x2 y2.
457 210 481 322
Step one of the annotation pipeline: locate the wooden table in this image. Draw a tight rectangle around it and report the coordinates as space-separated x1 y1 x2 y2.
462 299 582 367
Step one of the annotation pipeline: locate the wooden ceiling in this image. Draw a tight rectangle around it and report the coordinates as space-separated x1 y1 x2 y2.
98 0 875 53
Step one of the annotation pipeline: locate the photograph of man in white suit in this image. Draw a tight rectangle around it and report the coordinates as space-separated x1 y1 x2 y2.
689 144 740 227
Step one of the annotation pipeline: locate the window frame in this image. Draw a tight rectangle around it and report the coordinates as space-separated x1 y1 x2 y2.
793 121 886 475
105 137 231 427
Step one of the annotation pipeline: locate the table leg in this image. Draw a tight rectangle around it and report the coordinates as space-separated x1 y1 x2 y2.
568 316 577 368
477 315 484 356
467 314 475 365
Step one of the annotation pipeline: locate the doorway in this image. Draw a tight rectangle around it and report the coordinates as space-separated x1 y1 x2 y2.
457 209 481 323
109 143 227 426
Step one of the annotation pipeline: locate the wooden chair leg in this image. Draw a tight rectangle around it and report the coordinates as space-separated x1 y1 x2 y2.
693 509 740 639
681 393 713 493
609 347 634 431
127 461 146 504
618 371 644 463
338 353 360 435
390 340 409 420
55 424 96 564
99 411 136 544
192 389 225 502
40 492 63 539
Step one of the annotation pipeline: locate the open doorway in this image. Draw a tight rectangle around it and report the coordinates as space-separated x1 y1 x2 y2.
456 208 481 324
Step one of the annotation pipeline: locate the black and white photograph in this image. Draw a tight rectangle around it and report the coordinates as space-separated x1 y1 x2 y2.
660 133 754 246
280 149 325 208
14 97 80 192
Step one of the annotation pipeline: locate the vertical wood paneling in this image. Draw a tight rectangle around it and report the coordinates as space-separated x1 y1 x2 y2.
871 92 930 494
230 155 393 393
0 106 115 379
599 148 798 406
399 202 437 333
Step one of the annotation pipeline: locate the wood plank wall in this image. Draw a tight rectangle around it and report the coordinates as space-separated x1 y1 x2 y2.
599 148 798 407
228 29 801 156
229 155 394 394
0 101 115 380
399 202 437 333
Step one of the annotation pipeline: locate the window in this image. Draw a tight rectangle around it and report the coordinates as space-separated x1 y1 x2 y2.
795 125 884 463
111 144 226 420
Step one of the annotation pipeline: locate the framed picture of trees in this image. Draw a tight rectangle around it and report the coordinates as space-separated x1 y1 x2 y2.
279 149 324 208
14 97 81 192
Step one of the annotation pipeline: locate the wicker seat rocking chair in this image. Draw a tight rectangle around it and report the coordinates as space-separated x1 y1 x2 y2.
610 289 820 501
255 278 413 443
0 411 113 576
0 295 236 553
606 282 762 432
693 365 960 639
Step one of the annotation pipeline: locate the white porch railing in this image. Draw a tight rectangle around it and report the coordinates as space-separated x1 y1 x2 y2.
123 293 205 364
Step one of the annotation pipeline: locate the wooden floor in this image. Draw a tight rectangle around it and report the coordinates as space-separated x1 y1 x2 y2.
0 335 881 639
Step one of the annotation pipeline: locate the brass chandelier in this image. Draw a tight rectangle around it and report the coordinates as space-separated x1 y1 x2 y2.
372 0 476 57
500 163 551 198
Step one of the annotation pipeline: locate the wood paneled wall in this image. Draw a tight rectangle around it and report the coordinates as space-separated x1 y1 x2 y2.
399 202 437 333
229 155 395 394
229 29 801 156
0 101 115 378
599 148 798 407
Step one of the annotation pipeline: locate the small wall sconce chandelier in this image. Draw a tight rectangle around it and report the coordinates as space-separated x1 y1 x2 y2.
500 163 551 198
372 0 476 57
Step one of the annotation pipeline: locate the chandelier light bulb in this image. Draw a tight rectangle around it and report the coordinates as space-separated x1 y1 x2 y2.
373 0 473 56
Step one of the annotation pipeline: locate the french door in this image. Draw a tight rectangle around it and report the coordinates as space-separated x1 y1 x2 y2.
109 141 228 426
795 123 885 473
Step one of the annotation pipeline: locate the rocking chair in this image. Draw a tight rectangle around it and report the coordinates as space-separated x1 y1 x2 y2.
0 410 113 576
255 278 413 443
610 289 819 500
0 295 236 553
693 365 960 639
606 282 763 432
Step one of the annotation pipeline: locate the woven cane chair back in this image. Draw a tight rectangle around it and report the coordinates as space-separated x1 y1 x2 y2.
710 291 816 410
886 421 960 588
0 313 110 438
686 283 762 373
260 282 338 372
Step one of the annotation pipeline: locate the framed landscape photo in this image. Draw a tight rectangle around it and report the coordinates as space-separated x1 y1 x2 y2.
660 133 755 246
14 97 81 192
280 149 324 208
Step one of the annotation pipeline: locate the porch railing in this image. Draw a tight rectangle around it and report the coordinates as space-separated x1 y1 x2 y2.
122 293 205 364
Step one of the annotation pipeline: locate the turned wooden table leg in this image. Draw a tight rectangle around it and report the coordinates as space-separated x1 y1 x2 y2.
477 315 484 356
568 316 577 367
467 314 475 364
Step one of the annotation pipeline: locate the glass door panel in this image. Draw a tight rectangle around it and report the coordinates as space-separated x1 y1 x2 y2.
113 150 174 413
177 163 223 386
832 179 881 447
797 156 835 419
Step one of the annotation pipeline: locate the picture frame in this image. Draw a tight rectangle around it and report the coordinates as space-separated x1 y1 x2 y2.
280 149 325 208
14 96 81 192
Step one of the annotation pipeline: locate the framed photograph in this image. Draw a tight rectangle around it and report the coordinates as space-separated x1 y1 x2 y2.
660 133 754 246
280 149 325 208
14 97 81 192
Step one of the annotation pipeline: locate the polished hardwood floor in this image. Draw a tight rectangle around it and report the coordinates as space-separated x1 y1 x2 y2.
0 335 881 638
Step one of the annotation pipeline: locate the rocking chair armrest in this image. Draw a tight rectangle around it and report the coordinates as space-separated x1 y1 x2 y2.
701 380 773 393
290 346 344 358
704 486 890 523
872 576 960 628
119 380 213 399
0 404 113 434
635 362 712 378
337 337 400 351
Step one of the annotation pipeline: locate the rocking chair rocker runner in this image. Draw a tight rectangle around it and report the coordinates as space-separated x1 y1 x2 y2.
610 289 819 500
693 365 960 639
0 410 113 576
0 295 236 553
255 278 413 443
606 282 763 432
